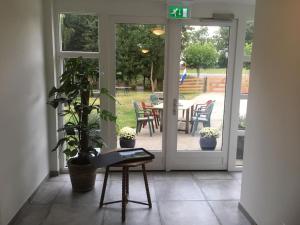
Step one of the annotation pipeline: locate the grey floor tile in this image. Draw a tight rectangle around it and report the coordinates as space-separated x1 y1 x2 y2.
159 201 220 225
154 178 205 200
96 173 106 181
104 179 156 202
42 204 103 225
54 181 102 205
209 201 251 225
30 181 65 204
10 204 50 225
192 171 233 180
196 180 241 200
48 174 70 182
109 171 153 181
152 171 193 180
101 202 161 225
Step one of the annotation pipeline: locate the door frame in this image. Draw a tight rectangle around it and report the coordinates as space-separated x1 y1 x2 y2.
164 19 238 170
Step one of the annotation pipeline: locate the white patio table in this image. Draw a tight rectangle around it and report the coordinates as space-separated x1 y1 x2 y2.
152 100 194 133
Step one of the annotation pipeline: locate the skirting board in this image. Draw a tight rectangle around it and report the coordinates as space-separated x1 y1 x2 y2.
7 174 49 225
238 202 258 225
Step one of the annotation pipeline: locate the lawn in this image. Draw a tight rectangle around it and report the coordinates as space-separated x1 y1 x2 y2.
64 91 199 133
116 91 198 131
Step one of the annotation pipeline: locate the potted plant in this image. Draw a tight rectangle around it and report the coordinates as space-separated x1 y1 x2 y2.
199 127 219 150
48 57 116 192
119 127 136 148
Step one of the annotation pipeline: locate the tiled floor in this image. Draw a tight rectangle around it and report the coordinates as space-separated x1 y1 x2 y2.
11 171 251 225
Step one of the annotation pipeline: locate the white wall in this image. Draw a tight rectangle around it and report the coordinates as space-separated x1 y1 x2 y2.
0 0 49 224
240 0 300 224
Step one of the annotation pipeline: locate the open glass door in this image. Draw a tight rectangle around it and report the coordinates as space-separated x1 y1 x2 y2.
166 20 237 170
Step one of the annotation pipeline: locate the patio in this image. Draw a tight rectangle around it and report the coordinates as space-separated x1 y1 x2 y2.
10 171 249 225
117 92 229 151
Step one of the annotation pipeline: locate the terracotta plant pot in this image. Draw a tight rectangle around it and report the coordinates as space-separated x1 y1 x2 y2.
119 138 136 148
200 136 217 150
67 159 97 192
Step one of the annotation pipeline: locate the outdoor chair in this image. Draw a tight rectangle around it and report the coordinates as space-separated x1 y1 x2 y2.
150 94 160 105
133 101 155 137
190 100 215 136
194 100 213 112
141 101 160 129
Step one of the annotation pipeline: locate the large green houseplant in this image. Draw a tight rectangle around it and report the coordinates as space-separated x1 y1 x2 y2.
48 57 116 192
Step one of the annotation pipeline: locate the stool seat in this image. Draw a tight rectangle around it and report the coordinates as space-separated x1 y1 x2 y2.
112 160 152 167
99 159 153 222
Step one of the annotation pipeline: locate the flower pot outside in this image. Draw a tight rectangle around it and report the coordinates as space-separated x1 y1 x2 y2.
67 159 97 192
120 138 136 148
200 136 217 151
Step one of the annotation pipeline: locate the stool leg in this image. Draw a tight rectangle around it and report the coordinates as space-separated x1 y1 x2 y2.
126 167 129 195
122 166 127 222
142 164 152 208
99 166 109 208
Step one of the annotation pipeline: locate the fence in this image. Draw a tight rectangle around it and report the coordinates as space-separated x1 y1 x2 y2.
179 75 249 94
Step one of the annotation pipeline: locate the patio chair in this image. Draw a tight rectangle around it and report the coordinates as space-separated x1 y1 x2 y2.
194 100 213 111
141 101 160 129
190 100 215 136
150 94 159 105
133 101 155 137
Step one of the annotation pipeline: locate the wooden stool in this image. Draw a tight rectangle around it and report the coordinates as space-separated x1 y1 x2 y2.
99 160 152 222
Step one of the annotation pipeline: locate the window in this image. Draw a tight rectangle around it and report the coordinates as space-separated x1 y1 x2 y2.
58 13 100 169
235 21 253 166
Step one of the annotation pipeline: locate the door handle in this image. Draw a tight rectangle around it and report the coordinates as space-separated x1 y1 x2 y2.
173 98 178 115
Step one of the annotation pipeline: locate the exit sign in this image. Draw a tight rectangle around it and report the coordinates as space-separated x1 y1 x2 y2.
168 5 190 19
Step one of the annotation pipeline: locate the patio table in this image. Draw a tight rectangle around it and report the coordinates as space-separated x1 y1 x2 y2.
152 100 194 133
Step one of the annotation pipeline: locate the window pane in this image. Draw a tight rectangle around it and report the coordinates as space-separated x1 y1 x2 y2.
236 99 247 166
177 25 230 151
60 14 99 52
241 62 250 94
238 99 247 130
62 58 100 125
244 21 254 57
115 23 165 151
236 135 245 166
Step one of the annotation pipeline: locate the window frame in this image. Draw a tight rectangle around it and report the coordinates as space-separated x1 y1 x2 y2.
55 12 101 171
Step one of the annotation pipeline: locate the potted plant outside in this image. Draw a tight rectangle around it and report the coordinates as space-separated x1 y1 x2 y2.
199 127 219 150
48 57 116 192
119 127 136 148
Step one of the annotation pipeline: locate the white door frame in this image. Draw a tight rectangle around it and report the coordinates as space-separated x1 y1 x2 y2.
165 19 238 170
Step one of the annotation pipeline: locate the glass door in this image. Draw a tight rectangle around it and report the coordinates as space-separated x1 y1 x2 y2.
166 20 237 170
112 17 166 170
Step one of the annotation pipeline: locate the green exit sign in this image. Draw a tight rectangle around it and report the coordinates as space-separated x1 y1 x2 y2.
168 5 191 19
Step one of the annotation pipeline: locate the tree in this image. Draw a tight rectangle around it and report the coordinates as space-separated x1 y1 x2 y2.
181 26 209 50
116 24 145 84
183 43 218 77
245 21 254 45
212 27 230 68
116 24 165 91
61 14 98 52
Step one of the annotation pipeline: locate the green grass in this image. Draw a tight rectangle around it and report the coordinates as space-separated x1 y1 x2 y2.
116 91 198 130
64 91 199 132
